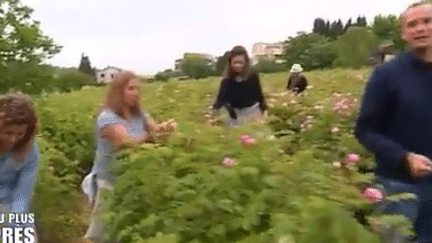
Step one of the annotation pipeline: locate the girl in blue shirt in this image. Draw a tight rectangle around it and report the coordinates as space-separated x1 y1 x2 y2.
0 95 39 243
0 95 39 214
83 71 175 242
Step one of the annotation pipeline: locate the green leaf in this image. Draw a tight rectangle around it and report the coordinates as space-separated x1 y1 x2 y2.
138 214 160 228
208 224 226 237
270 213 296 238
146 232 178 243
386 193 418 202
262 175 283 187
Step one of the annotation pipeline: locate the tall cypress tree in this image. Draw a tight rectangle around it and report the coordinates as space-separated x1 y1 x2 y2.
78 53 95 77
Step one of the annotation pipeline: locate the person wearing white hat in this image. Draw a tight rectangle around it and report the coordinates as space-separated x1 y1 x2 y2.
287 64 308 94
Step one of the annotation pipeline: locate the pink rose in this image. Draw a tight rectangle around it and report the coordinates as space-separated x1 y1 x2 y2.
239 134 250 142
221 158 237 167
239 134 257 146
345 153 360 165
362 188 383 203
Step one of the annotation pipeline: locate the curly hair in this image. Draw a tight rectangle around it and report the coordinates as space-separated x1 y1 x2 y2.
0 94 38 162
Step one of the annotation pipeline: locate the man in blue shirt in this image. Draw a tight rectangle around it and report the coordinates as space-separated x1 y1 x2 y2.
355 2 432 242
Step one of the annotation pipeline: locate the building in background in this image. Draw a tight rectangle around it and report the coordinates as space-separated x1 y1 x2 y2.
96 66 122 84
251 42 286 65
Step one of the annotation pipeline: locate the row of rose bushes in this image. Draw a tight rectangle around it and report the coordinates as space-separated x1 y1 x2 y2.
99 89 413 242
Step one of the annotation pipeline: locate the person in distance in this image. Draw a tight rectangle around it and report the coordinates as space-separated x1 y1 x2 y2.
211 45 267 127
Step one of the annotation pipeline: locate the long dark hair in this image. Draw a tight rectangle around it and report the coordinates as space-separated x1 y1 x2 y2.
0 94 38 162
222 45 252 79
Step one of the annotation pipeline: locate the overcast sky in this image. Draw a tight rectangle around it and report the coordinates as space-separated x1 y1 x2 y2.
21 0 417 75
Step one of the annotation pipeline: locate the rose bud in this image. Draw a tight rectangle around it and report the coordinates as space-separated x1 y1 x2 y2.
362 188 383 204
345 152 360 165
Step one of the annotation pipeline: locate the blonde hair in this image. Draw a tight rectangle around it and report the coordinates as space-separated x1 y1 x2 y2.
102 71 142 119
400 1 432 25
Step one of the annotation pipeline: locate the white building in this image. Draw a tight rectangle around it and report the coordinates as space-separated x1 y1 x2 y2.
251 42 285 65
96 66 122 84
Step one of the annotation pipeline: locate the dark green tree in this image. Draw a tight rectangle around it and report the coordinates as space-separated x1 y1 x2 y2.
356 16 368 27
329 20 344 39
344 18 353 32
313 18 326 35
182 54 213 79
337 27 379 68
215 51 230 76
78 53 95 76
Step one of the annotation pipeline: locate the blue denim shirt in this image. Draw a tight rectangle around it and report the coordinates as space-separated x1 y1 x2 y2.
90 109 148 183
0 141 38 213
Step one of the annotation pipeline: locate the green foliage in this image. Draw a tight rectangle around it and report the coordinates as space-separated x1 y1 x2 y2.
216 51 230 76
31 68 414 242
0 0 62 63
337 27 379 69
55 69 96 92
0 1 93 95
182 54 214 79
154 72 169 82
32 87 103 242
298 40 338 70
0 61 54 94
371 14 405 52
103 127 374 242
313 16 367 40
78 53 96 77
252 56 287 73
155 69 184 82
313 18 344 40
299 197 379 243
284 33 337 71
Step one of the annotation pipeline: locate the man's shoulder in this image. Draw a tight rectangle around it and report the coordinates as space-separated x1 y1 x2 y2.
378 52 412 72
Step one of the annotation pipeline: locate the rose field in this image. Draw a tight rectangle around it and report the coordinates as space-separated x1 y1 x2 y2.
30 68 416 242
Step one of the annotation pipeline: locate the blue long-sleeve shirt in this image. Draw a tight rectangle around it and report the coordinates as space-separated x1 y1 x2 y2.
0 141 39 213
355 52 432 184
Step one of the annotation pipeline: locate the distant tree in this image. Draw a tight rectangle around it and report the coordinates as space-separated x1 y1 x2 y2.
78 53 95 77
182 54 213 79
371 14 405 52
337 27 379 68
344 18 353 32
356 16 367 27
325 20 330 36
154 72 169 82
252 56 287 73
329 20 344 39
154 68 183 82
215 51 230 76
0 0 62 64
0 0 61 93
313 18 326 34
284 33 337 70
